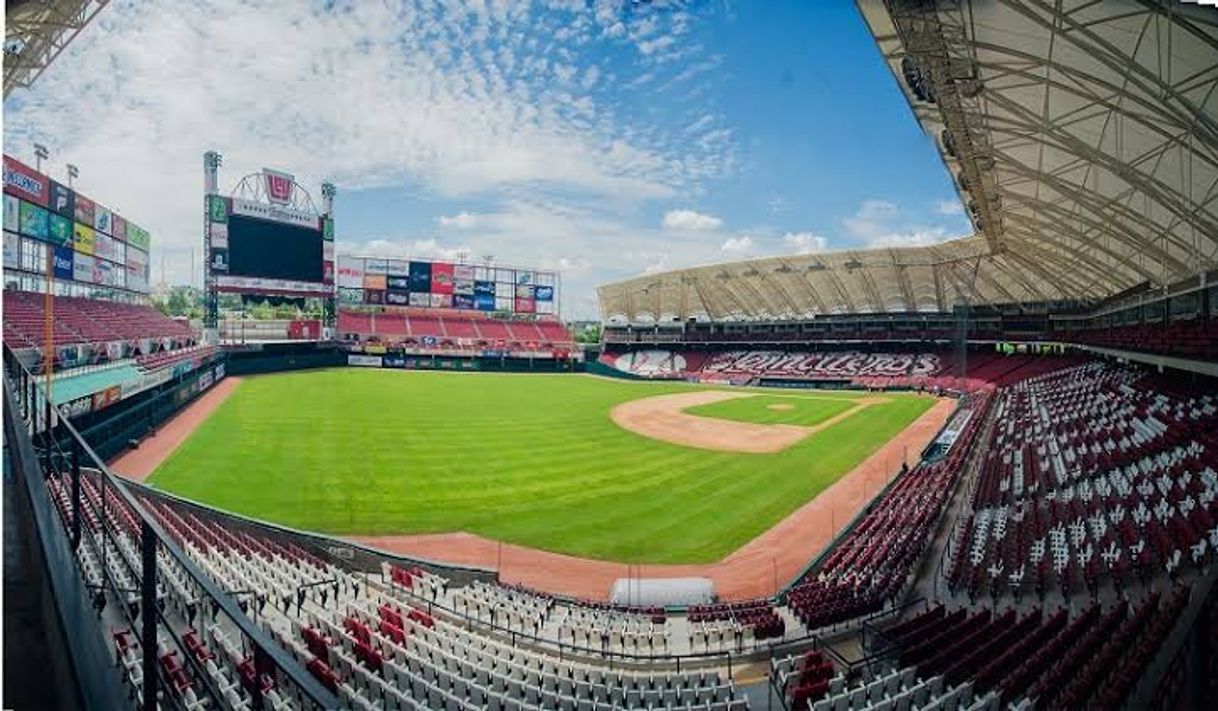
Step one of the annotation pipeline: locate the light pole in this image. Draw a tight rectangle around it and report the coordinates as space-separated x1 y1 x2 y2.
66 163 79 187
33 143 48 172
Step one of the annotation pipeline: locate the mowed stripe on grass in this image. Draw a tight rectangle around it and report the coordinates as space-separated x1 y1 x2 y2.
683 394 858 427
148 370 936 563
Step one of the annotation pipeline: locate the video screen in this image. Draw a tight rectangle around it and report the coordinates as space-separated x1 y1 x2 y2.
227 214 323 282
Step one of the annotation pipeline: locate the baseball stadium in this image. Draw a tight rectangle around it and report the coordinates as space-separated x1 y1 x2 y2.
3 1 1218 710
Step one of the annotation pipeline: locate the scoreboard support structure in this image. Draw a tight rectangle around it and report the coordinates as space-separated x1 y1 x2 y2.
202 150 336 343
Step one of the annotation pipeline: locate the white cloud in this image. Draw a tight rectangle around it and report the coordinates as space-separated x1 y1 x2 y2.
720 235 754 255
842 199 960 249
935 199 964 215
3 0 733 297
866 229 951 248
782 232 827 254
842 199 900 241
662 209 723 231
437 212 479 229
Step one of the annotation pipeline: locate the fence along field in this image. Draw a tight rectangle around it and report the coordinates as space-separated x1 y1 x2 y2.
146 368 938 564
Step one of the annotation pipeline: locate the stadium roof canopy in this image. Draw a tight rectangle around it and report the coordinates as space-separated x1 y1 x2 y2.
599 0 1218 322
3 0 109 97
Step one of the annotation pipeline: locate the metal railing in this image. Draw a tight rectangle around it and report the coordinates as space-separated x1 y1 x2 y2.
2 343 338 710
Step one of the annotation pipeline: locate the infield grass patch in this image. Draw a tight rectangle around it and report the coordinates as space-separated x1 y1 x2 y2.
148 370 938 563
683 394 858 427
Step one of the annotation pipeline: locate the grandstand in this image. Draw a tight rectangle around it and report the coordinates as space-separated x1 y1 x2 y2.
4 1 1218 711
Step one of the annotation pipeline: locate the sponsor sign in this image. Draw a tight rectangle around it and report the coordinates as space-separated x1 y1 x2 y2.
53 246 73 279
72 222 95 255
209 221 228 249
383 355 408 368
126 243 148 269
535 285 554 301
363 274 387 290
364 258 389 274
3 156 48 206
454 278 474 295
514 297 536 313
515 283 534 299
408 261 431 292
408 292 430 307
386 275 410 290
3 194 17 231
92 385 122 411
323 241 335 261
338 287 362 304
94 205 112 234
475 293 495 311
263 168 295 205
207 194 228 223
348 354 383 367
453 294 475 309
63 396 93 419
430 262 454 294
230 196 318 229
74 194 96 226
337 257 364 288
3 232 18 268
363 289 384 304
384 290 410 305
324 260 334 284
126 222 151 251
516 270 533 285
454 264 475 280
94 259 112 286
49 181 73 218
430 293 451 308
210 248 229 272
18 201 48 240
322 216 334 241
48 213 72 246
111 213 126 241
474 280 495 296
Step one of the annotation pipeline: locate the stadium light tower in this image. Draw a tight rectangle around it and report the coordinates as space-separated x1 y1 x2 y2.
33 143 48 171
66 163 78 187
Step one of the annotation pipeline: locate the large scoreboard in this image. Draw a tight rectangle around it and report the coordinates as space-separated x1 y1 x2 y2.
204 166 334 298
336 256 558 315
3 155 152 294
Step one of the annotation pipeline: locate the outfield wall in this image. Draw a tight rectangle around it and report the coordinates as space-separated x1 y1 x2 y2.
347 351 581 374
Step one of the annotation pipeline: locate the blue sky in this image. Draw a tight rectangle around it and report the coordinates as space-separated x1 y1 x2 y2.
4 0 969 318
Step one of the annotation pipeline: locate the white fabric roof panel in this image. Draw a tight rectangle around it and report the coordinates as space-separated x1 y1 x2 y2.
599 0 1218 322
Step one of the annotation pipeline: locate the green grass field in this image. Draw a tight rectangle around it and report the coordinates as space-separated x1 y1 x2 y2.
149 370 936 563
683 393 859 427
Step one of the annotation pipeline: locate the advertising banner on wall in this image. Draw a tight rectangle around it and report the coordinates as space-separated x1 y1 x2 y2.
475 293 495 311
95 259 112 285
338 287 362 304
454 277 474 295
47 181 73 218
53 245 73 280
3 194 17 231
348 354 382 367
430 293 451 308
365 258 388 274
515 283 534 299
92 386 122 411
73 253 94 283
210 248 228 272
3 156 49 206
72 222 95 254
48 213 72 246
474 280 495 296
337 257 364 288
18 201 48 240
384 290 409 305
430 262 454 294
408 292 430 307
516 270 533 285
535 285 554 301
94 206 112 234
111 213 126 241
322 216 334 241
126 223 150 251
3 232 18 268
514 297 536 313
126 263 147 291
386 274 410 290
408 261 431 292
363 289 385 304
74 194 95 226
324 260 334 284
363 274 387 290
453 294 475 309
